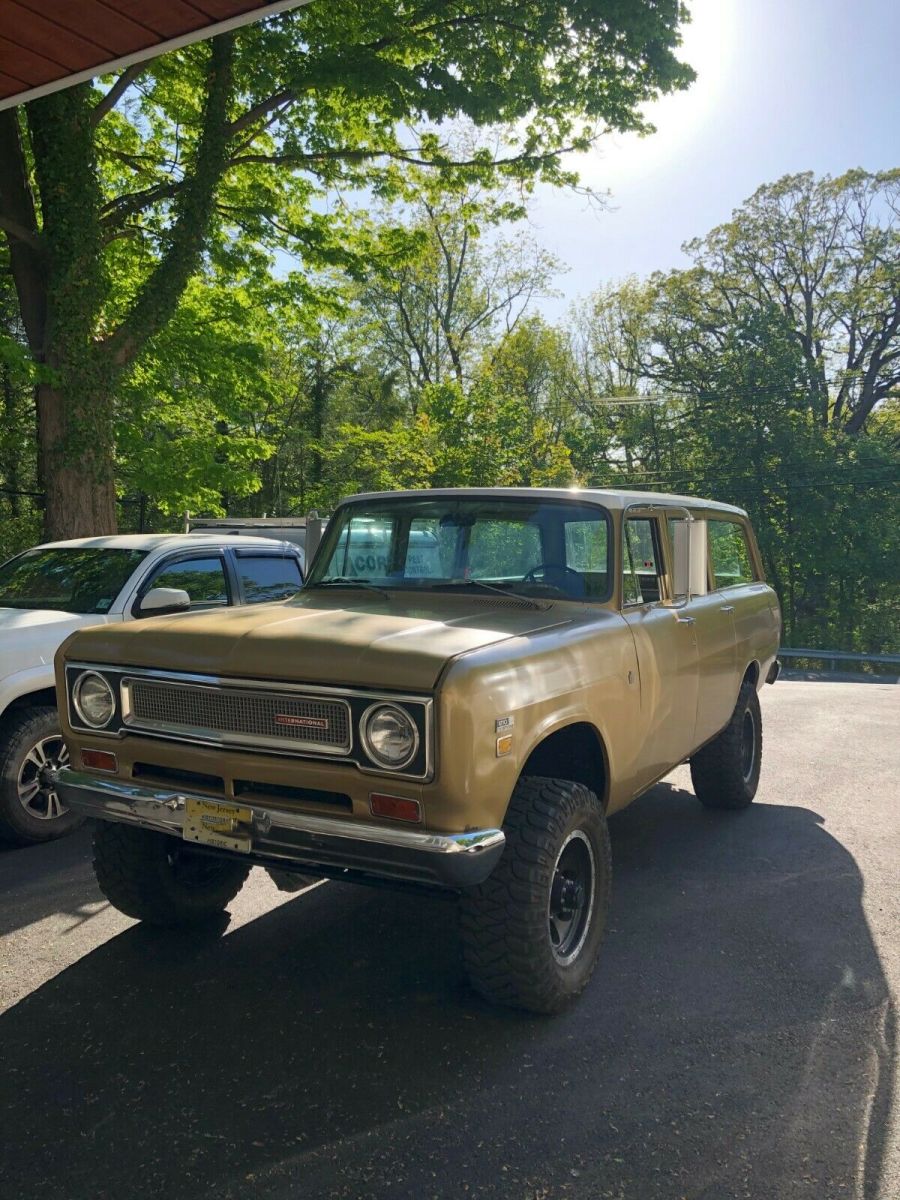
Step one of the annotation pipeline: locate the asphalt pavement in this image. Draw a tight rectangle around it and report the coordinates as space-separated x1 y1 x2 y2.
1 680 898 1200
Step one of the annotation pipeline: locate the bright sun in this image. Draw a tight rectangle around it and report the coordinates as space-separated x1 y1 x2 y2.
574 0 738 189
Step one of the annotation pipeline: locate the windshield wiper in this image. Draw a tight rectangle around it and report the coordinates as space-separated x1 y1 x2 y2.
313 577 391 600
436 579 545 610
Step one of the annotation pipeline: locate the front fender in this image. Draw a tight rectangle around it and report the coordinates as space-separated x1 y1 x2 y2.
0 664 57 719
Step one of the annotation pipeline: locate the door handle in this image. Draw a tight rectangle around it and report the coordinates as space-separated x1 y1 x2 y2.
720 605 735 614
676 615 695 625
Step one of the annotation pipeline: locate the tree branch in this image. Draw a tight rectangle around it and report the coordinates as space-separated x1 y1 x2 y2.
227 146 567 172
92 63 145 125
100 180 184 227
0 214 43 252
227 90 295 138
0 109 46 354
106 35 236 369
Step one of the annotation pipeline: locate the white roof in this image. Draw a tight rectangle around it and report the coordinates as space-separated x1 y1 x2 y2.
34 533 299 553
345 487 747 517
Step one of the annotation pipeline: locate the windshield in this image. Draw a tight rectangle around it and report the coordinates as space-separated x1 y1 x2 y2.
307 496 611 601
0 547 148 614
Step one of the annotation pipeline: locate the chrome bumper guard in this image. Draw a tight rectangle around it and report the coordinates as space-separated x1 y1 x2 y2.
53 768 505 889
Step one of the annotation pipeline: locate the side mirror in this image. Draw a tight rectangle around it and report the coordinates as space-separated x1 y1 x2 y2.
672 519 708 601
135 587 191 618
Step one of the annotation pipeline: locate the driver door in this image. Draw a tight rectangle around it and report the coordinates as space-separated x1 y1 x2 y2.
621 512 700 794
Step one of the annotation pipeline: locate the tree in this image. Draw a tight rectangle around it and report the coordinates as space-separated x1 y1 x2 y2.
571 215 900 651
0 0 693 539
362 171 560 401
684 170 900 434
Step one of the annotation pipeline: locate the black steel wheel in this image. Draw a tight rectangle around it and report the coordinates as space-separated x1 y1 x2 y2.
691 679 763 810
459 775 611 1013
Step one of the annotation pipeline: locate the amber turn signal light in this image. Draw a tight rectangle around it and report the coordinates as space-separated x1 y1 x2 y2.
81 749 118 773
369 793 421 823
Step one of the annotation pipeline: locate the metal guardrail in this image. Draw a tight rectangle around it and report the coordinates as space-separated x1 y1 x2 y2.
780 647 900 672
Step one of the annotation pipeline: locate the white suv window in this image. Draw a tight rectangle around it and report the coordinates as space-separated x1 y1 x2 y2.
235 554 302 603
146 556 229 609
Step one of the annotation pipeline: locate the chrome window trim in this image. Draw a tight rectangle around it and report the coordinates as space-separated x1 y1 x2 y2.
65 663 434 781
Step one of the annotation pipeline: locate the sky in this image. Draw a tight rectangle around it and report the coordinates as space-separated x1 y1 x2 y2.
529 0 900 317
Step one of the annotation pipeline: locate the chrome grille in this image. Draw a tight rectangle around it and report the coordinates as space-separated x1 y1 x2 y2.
124 678 351 753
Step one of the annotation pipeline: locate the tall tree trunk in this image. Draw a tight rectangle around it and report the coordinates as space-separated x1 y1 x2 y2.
36 382 117 537
2 364 20 517
2 38 235 541
27 84 112 538
308 363 328 487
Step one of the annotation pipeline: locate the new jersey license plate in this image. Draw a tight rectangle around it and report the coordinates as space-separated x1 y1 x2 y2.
183 797 253 853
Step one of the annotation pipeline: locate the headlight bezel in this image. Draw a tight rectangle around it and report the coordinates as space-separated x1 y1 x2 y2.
72 670 117 730
359 701 420 771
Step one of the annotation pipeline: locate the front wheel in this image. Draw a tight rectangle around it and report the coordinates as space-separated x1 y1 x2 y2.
459 776 611 1014
93 823 250 925
690 680 762 810
0 706 83 846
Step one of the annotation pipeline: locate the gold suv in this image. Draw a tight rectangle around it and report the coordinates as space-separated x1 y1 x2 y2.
54 488 781 1012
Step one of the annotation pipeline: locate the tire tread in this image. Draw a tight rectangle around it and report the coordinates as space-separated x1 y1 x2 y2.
690 681 762 810
459 776 611 1013
93 822 249 925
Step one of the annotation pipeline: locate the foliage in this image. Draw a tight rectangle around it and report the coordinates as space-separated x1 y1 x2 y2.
0 0 693 538
0 18 896 660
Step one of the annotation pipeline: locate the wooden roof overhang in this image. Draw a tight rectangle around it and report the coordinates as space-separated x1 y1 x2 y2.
0 1 308 111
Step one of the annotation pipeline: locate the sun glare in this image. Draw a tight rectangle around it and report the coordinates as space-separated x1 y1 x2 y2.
575 0 738 188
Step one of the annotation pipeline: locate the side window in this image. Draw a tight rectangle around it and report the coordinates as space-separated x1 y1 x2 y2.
146 556 229 609
235 554 303 604
623 517 664 606
709 521 755 589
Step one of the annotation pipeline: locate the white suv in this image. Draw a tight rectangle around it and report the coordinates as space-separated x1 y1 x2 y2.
0 533 304 845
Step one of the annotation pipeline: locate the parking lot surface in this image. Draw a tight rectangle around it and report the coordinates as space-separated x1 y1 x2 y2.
1 680 898 1200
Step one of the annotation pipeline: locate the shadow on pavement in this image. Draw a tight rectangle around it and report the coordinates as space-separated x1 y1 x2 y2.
0 825 103 939
0 787 894 1200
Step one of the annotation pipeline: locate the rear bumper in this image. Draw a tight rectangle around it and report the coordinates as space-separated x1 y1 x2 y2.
53 768 505 889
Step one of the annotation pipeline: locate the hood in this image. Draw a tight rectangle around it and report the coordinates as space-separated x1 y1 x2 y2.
0 607 112 680
59 592 572 691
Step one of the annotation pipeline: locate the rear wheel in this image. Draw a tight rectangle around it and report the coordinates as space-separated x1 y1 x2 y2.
93 822 250 925
459 776 611 1013
690 680 762 810
0 707 83 846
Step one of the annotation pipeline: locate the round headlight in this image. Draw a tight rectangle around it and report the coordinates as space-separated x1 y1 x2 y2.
73 671 116 729
361 704 418 769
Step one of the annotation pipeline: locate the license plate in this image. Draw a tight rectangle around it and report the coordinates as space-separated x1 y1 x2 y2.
183 797 253 854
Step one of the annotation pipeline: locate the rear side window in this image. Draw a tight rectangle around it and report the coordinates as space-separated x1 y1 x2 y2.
147 556 229 609
236 554 303 604
708 521 755 589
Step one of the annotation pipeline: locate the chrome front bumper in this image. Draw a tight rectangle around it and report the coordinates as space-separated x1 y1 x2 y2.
53 768 505 889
